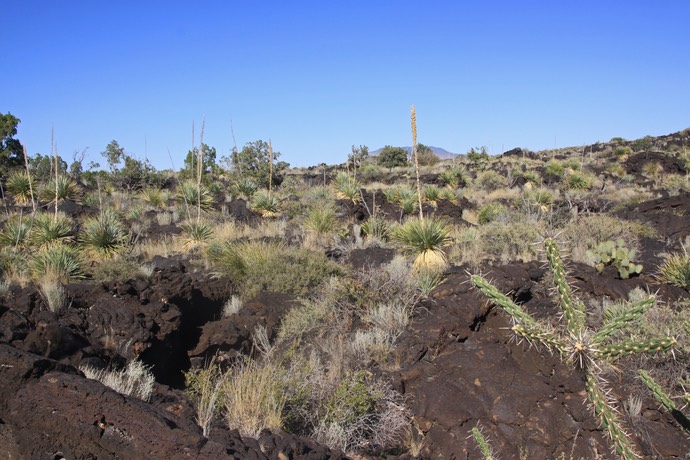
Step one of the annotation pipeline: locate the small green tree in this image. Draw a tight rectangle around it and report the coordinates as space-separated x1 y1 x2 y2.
348 145 369 179
231 140 288 188
377 146 408 171
101 140 126 172
0 112 24 177
29 153 67 179
180 143 218 181
416 143 440 166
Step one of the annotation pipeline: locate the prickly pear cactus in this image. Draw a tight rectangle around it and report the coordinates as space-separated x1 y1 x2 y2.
587 239 643 279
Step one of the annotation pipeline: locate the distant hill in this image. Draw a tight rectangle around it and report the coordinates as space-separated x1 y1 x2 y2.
370 146 457 160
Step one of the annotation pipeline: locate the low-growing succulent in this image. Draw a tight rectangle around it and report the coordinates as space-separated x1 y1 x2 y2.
587 239 643 279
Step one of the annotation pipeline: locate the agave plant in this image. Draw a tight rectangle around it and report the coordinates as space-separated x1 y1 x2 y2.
471 239 677 459
392 217 451 272
303 205 339 235
251 191 281 217
80 210 127 258
5 171 35 206
40 176 79 203
32 244 84 282
29 212 74 248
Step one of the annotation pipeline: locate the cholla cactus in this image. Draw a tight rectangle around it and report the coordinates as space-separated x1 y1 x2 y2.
471 238 677 460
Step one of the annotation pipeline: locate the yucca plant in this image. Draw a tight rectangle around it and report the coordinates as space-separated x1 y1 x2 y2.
180 220 214 250
177 180 214 214
80 210 128 258
29 212 74 248
40 176 78 203
657 247 690 291
0 216 31 248
251 191 281 217
440 165 467 188
361 216 391 242
392 217 451 272
140 188 166 207
6 171 35 206
564 171 593 191
423 185 441 207
471 239 678 459
32 244 84 282
232 177 258 200
332 171 361 203
303 205 339 235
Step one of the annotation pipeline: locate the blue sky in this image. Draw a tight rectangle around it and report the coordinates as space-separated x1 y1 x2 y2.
5 1 690 169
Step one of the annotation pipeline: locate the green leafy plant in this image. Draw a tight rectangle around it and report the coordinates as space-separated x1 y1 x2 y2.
361 216 391 242
423 185 441 207
440 165 467 188
587 239 643 279
303 204 339 235
471 239 677 459
392 217 451 272
177 180 214 214
0 216 30 248
477 202 505 224
139 188 166 207
40 176 78 203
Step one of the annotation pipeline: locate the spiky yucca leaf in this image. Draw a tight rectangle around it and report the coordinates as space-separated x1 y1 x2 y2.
80 210 127 258
332 172 361 202
251 191 281 217
180 220 214 250
32 244 84 282
177 180 214 212
6 172 34 206
0 216 30 248
40 176 78 203
30 212 74 248
303 205 338 235
392 218 450 272
657 250 690 291
232 177 258 200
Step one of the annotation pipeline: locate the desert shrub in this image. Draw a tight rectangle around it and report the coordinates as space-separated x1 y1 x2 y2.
521 170 541 185
614 146 632 160
477 202 506 224
526 187 554 207
251 191 281 217
207 240 343 299
80 210 128 258
392 217 451 272
631 135 654 152
605 162 627 177
29 212 74 248
223 295 243 317
423 185 441 206
6 172 34 206
475 171 507 191
31 244 84 282
38 278 68 313
222 357 285 438
80 360 155 402
185 363 225 436
437 187 459 202
90 256 148 282
657 249 690 291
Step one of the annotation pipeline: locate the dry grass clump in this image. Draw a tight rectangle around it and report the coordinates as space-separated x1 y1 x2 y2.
80 359 155 402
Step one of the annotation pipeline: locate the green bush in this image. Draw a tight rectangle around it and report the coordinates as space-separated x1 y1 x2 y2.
6 172 34 206
207 240 343 299
477 202 505 224
32 244 84 282
80 210 128 258
29 212 74 248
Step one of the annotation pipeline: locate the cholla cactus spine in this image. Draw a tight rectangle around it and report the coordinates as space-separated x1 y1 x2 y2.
638 370 677 412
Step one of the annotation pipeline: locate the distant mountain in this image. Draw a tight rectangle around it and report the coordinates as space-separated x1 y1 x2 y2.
370 146 457 160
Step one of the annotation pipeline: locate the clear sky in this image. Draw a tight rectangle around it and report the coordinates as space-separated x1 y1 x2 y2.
4 1 690 170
